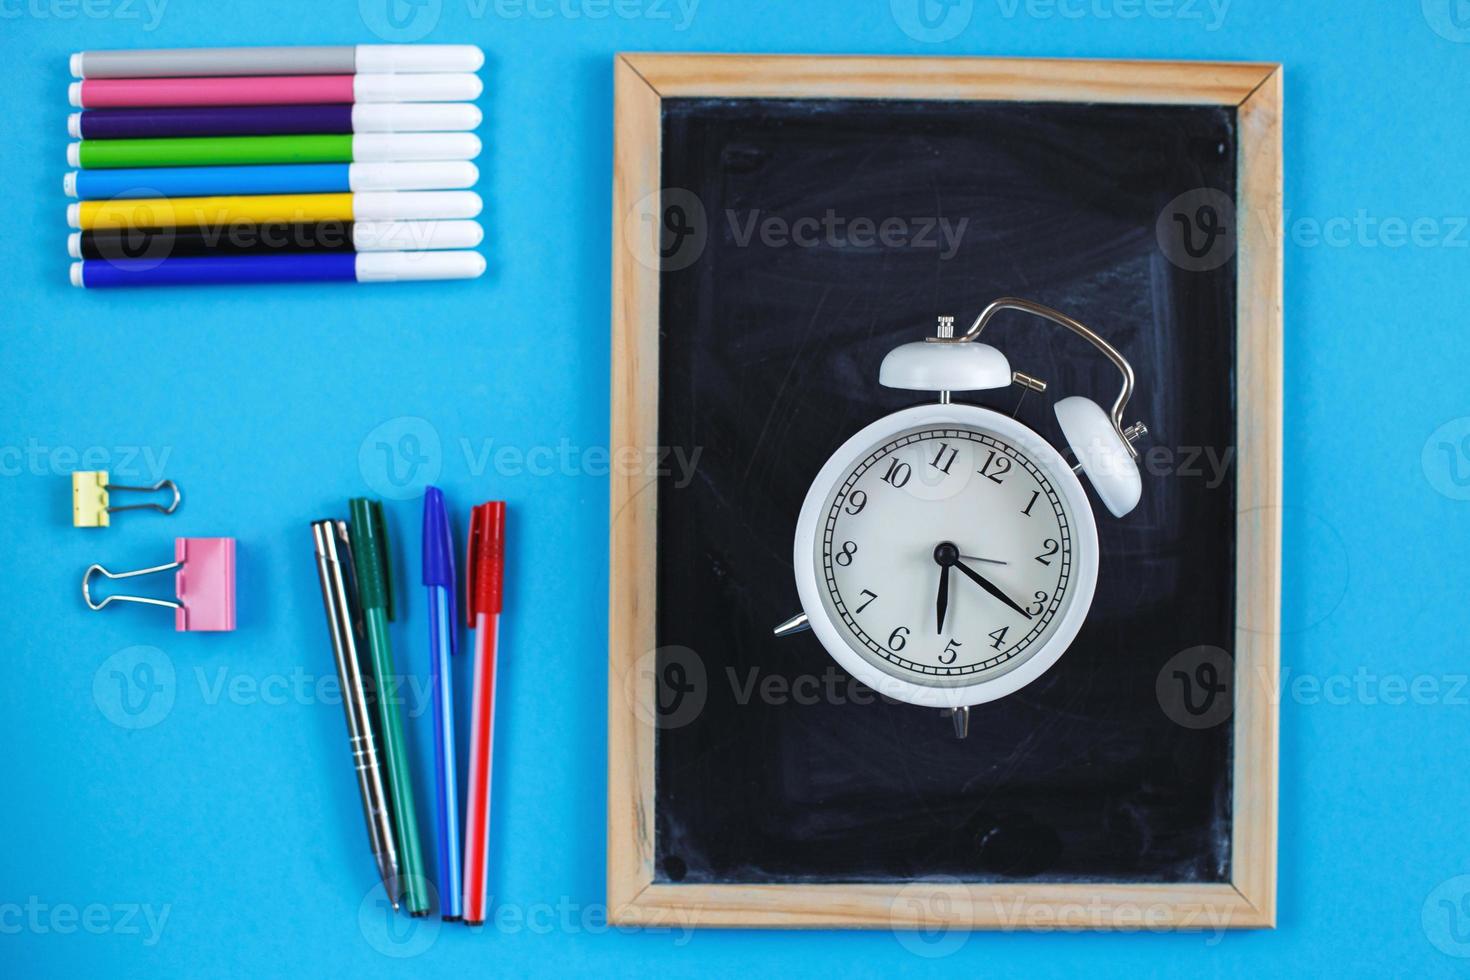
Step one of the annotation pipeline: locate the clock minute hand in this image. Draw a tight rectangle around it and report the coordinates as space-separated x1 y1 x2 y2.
952 558 1033 620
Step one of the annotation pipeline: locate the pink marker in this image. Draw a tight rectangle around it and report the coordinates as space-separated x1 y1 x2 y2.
69 73 482 109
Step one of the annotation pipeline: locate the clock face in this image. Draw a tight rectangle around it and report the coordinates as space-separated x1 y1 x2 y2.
812 421 1085 690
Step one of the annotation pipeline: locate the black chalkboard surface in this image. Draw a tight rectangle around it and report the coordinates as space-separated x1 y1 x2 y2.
652 97 1237 886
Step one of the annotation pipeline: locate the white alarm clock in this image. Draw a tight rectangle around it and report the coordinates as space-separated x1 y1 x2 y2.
774 298 1149 737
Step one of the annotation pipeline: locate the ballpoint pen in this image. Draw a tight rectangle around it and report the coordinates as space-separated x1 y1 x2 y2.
422 487 463 921
311 519 401 908
462 500 505 926
348 498 430 917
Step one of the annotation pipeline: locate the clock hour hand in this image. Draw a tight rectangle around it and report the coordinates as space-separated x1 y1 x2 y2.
935 561 950 633
952 557 1033 620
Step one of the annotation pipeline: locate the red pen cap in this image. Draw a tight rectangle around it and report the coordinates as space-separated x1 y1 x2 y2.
466 501 506 623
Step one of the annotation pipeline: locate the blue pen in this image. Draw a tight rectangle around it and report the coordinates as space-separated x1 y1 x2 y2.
422 486 464 920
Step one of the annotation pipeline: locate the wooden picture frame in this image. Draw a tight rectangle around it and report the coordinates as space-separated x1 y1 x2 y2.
609 53 1282 930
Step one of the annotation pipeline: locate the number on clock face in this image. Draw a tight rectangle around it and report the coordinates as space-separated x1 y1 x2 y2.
817 426 1075 685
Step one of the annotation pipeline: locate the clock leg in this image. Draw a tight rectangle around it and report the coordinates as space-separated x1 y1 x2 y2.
771 612 810 637
945 706 970 739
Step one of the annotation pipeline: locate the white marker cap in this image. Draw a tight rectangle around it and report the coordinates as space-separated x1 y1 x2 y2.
64 172 78 198
67 203 81 228
352 191 482 221
67 143 81 168
351 133 481 163
352 220 484 251
346 161 478 191
353 73 482 104
70 52 83 78
68 81 82 107
70 262 85 287
68 232 82 259
350 103 482 133
68 112 81 138
355 44 484 74
355 250 485 283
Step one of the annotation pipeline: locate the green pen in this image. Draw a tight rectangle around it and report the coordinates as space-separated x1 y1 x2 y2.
348 498 430 917
76 134 355 170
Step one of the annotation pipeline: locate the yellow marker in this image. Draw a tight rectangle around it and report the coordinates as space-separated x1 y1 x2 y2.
66 191 481 231
71 193 354 231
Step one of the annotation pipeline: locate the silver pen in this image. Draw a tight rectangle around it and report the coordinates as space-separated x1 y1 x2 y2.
312 519 401 908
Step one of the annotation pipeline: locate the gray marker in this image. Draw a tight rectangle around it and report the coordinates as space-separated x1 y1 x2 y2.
72 44 483 79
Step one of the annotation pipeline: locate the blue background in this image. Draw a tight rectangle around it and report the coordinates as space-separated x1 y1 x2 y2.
3 0 1469 976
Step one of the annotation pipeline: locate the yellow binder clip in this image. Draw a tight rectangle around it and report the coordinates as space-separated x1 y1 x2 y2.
72 471 182 528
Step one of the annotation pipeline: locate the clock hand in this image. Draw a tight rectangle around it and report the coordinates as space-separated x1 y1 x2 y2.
958 555 1007 566
952 558 1033 620
935 561 950 633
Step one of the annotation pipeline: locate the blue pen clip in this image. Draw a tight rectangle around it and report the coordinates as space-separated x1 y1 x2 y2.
421 486 459 655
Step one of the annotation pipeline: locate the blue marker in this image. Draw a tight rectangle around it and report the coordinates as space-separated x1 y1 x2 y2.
70 251 485 288
422 487 464 920
65 161 477 201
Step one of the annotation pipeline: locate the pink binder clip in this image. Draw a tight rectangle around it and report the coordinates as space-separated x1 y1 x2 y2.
82 537 236 632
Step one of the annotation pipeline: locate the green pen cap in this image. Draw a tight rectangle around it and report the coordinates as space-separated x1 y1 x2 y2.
348 498 395 621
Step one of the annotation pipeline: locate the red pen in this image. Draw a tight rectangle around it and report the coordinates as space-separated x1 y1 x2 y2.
462 501 505 926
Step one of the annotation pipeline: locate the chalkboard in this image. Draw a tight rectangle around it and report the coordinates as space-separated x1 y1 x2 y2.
609 54 1281 930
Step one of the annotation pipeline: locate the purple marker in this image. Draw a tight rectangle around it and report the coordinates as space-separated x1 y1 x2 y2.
69 103 481 140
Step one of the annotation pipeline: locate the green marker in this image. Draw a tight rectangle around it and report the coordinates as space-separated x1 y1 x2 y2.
75 134 354 170
349 498 430 917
